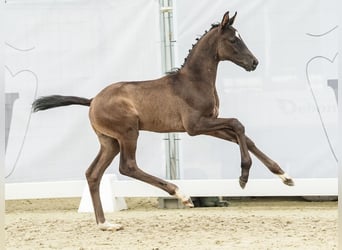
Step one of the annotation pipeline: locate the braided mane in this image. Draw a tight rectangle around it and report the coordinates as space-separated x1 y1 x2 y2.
167 23 220 74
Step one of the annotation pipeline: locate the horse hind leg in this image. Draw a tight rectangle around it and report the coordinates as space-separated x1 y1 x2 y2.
118 132 194 208
85 133 123 231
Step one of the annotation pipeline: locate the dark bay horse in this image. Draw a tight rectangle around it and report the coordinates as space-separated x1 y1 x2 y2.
32 12 294 231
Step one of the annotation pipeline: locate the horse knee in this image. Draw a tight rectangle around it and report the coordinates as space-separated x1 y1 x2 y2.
231 118 245 134
185 124 201 136
186 129 197 136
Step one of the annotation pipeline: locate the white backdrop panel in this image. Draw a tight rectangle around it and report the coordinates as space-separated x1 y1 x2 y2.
174 0 338 180
5 0 165 182
5 0 339 186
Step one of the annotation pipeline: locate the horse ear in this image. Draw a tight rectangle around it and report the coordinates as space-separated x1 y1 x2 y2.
228 11 237 26
220 11 230 30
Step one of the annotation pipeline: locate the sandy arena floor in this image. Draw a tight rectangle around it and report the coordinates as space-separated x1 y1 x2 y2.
5 197 337 249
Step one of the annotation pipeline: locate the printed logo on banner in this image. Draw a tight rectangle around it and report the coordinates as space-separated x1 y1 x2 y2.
5 42 38 179
274 23 338 175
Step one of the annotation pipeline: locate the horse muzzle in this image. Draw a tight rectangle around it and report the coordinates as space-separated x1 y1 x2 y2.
244 58 258 71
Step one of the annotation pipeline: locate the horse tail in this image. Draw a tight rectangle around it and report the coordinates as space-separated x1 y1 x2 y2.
32 95 92 112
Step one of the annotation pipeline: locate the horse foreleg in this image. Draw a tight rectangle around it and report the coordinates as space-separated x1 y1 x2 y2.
85 134 123 231
119 136 194 208
186 117 252 188
205 129 250 188
205 130 294 187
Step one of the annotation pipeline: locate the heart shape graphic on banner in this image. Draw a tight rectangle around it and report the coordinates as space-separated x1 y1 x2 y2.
5 65 38 179
305 52 338 163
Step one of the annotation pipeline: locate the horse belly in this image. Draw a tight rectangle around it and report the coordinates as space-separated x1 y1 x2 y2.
139 111 185 133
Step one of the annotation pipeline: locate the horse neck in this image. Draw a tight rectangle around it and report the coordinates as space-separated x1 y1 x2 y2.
180 28 219 85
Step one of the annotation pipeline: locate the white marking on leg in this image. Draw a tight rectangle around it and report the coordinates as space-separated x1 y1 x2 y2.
174 189 188 201
278 173 295 186
98 221 123 231
278 173 291 182
174 189 194 207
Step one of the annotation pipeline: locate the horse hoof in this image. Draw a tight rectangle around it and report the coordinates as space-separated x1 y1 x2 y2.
239 178 247 189
182 197 194 208
283 178 295 186
278 173 295 186
98 221 123 231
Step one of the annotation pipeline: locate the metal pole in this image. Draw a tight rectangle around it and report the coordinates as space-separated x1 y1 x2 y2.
159 0 180 180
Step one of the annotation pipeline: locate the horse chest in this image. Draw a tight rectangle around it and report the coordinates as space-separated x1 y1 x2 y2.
212 89 220 117
211 104 219 118
196 90 220 118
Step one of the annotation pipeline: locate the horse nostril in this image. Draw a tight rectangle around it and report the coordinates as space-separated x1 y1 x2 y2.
253 59 258 67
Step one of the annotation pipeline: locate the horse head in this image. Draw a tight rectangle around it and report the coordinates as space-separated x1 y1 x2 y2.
217 11 258 71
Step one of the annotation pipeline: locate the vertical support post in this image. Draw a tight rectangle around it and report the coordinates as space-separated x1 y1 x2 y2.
160 0 175 74
159 0 180 180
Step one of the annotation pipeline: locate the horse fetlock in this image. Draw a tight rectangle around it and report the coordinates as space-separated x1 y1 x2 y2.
163 182 178 196
241 157 252 169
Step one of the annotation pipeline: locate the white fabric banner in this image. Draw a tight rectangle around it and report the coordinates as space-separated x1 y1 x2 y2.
174 0 338 179
5 0 338 185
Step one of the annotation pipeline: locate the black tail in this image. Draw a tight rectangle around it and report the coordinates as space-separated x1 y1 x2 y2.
32 95 92 112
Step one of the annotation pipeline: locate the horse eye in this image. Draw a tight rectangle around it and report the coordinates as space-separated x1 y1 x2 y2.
230 38 236 44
